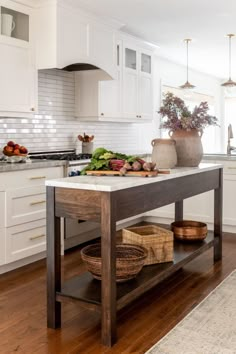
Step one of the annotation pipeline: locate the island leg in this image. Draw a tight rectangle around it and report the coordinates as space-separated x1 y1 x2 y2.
214 168 223 262
101 192 117 347
46 186 61 328
175 200 183 221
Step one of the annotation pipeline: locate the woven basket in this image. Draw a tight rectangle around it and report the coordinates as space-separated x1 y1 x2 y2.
81 243 148 282
122 225 173 265
171 220 207 242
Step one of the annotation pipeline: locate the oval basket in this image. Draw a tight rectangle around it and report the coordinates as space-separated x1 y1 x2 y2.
171 220 207 242
81 243 148 282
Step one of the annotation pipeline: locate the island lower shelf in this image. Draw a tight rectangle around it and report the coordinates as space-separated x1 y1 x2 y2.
56 232 214 311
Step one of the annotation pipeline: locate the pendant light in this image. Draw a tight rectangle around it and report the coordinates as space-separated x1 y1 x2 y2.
179 38 195 90
221 34 236 89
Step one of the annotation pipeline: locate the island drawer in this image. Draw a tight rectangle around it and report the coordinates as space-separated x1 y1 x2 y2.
6 186 46 227
6 219 46 263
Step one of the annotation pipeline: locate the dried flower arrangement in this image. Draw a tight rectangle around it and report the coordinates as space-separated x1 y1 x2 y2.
158 92 219 131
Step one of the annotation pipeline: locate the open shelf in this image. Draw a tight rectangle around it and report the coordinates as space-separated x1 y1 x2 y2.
57 232 214 310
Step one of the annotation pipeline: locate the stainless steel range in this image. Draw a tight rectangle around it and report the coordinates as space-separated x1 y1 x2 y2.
30 150 100 250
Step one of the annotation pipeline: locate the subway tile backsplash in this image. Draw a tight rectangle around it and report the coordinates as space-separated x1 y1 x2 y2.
0 69 140 153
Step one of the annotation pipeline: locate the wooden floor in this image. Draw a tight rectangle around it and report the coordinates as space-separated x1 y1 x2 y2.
0 231 236 354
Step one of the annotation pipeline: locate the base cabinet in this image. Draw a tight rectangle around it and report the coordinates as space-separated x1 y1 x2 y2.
0 165 64 271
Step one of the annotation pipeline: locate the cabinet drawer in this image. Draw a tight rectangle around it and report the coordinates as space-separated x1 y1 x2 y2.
0 166 63 189
6 219 46 263
6 186 46 227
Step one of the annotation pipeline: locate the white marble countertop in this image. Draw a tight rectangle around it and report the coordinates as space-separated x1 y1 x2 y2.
45 163 223 192
0 159 66 172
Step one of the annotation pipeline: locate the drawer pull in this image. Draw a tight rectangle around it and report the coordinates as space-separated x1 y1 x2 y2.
227 167 236 169
29 234 45 240
30 200 46 206
29 176 46 180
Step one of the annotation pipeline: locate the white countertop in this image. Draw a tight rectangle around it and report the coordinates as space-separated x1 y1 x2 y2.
45 163 222 192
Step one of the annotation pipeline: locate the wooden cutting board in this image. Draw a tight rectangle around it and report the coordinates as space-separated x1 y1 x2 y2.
85 169 170 177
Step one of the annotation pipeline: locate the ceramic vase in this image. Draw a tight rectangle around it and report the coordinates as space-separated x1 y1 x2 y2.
169 129 203 167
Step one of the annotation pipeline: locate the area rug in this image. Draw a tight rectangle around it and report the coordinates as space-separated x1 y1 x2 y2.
146 270 236 354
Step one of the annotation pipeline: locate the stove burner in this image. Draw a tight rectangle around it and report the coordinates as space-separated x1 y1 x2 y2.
29 152 92 161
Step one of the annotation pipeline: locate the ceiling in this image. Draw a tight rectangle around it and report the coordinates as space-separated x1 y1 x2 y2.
71 0 236 80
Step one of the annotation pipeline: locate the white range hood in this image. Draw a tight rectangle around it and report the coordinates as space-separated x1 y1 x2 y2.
35 0 119 79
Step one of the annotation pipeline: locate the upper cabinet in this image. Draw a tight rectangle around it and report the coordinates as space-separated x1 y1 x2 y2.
0 0 37 116
75 37 154 122
36 1 117 79
123 43 153 120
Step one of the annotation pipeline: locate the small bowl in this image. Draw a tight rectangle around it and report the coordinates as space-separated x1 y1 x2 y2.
171 220 207 242
81 243 148 282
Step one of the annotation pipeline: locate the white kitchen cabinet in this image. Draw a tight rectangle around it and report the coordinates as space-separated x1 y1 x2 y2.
0 192 5 265
123 44 153 121
0 165 64 268
0 1 37 116
75 38 154 122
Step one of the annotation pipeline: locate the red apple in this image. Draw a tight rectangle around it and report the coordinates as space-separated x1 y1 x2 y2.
4 146 13 153
20 146 28 154
14 144 20 149
7 141 15 147
13 149 20 155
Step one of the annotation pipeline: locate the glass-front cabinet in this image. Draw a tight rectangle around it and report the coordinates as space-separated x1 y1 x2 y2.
0 5 29 42
123 43 153 120
0 1 37 116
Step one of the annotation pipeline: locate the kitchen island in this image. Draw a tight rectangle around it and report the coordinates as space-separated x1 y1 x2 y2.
46 163 223 347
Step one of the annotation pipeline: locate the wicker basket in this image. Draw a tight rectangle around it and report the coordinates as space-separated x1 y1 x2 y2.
171 220 207 242
122 225 173 265
81 243 148 282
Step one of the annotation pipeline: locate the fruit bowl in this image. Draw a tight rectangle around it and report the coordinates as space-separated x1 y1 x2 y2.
3 150 27 157
2 141 28 161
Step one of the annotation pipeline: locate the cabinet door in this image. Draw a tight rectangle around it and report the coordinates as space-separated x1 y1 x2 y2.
99 70 122 118
98 41 122 118
223 174 236 226
138 51 153 120
122 46 138 119
0 42 36 114
139 74 153 119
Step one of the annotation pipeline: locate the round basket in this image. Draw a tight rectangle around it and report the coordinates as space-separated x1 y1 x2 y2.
171 220 207 242
81 243 148 282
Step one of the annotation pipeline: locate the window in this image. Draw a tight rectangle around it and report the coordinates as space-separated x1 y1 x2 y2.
160 85 219 153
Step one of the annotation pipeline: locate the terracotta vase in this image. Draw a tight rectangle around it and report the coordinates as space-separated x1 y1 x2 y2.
168 129 203 167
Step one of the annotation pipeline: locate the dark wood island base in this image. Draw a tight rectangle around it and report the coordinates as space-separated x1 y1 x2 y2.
46 165 223 347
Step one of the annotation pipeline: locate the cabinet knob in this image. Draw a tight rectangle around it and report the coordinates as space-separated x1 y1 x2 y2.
31 107 35 111
101 113 104 116
136 115 138 118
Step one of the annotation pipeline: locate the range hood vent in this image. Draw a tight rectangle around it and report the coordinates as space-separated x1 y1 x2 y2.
62 63 100 72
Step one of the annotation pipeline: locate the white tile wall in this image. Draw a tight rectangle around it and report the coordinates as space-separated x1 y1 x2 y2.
0 69 141 153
